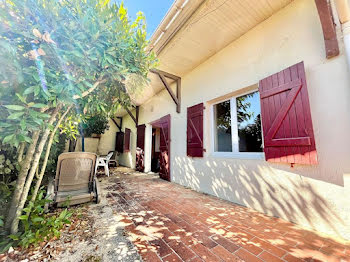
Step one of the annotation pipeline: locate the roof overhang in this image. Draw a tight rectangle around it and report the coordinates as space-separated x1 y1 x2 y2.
118 0 294 116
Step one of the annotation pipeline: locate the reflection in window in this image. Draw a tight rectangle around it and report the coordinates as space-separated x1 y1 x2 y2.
236 91 263 152
214 100 232 152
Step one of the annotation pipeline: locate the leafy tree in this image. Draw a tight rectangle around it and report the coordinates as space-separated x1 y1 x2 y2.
215 94 253 131
0 0 156 234
81 114 110 137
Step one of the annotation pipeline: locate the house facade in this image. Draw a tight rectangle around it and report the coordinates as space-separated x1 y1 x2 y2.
104 0 350 240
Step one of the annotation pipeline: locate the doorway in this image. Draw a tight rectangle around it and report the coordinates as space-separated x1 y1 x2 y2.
135 124 146 172
151 115 171 181
151 128 161 173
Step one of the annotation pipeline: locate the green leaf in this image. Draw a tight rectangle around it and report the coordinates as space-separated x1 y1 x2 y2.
33 119 44 126
32 217 44 223
8 112 25 119
23 86 35 95
23 136 32 143
23 207 31 213
20 119 26 130
2 134 14 144
19 215 28 220
5 105 25 111
33 73 40 82
30 103 47 109
9 234 20 241
16 93 27 104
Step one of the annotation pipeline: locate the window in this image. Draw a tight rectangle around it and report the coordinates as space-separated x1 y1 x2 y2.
212 90 263 158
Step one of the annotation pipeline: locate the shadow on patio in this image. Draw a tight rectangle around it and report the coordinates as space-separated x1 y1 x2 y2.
101 167 350 262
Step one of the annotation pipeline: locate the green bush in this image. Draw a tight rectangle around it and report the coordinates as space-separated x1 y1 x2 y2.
0 144 18 218
82 115 110 137
0 188 72 251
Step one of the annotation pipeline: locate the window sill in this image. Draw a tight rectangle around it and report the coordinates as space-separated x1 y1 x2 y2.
210 152 265 160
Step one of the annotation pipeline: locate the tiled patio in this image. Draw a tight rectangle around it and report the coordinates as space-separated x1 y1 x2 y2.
104 168 350 262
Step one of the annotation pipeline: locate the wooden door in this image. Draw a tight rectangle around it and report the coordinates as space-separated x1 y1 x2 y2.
153 115 171 181
136 124 145 172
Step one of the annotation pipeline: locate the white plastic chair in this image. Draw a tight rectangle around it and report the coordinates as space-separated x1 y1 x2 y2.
96 152 113 177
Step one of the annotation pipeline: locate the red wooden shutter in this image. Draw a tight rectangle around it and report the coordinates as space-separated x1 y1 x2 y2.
115 132 124 153
136 125 146 150
259 61 318 165
124 128 131 152
187 103 204 157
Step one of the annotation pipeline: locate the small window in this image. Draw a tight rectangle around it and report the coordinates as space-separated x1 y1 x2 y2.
212 90 263 157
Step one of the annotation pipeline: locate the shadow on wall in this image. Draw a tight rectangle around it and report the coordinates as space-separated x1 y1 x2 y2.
173 157 350 239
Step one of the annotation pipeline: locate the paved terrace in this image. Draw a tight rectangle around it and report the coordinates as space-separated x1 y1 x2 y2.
104 168 350 262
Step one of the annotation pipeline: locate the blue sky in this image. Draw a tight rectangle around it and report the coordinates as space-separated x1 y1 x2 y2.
118 0 174 37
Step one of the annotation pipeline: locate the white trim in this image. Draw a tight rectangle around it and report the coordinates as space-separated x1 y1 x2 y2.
231 98 239 153
210 89 264 159
212 152 264 160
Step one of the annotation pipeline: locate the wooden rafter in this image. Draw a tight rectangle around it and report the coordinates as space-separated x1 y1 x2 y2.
315 0 340 59
125 106 139 127
150 69 181 113
111 117 122 131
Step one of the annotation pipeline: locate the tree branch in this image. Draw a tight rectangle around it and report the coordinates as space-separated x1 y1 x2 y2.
73 77 107 99
31 105 72 203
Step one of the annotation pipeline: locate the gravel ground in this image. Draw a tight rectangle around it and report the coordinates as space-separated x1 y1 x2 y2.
2 169 142 262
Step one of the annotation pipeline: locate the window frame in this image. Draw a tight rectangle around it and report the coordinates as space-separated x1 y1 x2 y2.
210 89 264 160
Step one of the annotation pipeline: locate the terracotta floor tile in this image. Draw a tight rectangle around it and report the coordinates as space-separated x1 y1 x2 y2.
105 168 350 262
282 254 305 262
250 237 287 257
168 240 197 261
163 252 183 262
141 250 162 262
235 248 263 262
191 243 222 262
211 245 244 261
192 231 218 248
150 239 173 258
190 257 203 262
211 235 240 253
258 251 284 262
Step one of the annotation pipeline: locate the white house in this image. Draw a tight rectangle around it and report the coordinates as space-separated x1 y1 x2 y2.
100 0 350 240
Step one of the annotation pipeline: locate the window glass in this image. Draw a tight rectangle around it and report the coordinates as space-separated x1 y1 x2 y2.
214 100 232 152
236 91 263 152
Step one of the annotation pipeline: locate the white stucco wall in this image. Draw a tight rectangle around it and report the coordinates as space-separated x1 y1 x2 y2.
70 119 119 155
119 0 350 239
118 116 137 168
96 119 119 155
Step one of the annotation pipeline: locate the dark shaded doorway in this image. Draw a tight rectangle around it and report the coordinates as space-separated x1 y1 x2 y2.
151 115 170 181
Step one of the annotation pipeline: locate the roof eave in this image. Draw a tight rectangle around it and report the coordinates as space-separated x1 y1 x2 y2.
147 0 206 56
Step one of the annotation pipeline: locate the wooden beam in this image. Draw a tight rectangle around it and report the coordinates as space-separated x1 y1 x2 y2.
136 106 139 127
150 69 180 80
151 69 181 113
315 0 340 59
176 78 181 113
158 73 179 105
125 106 139 127
111 118 122 131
